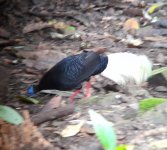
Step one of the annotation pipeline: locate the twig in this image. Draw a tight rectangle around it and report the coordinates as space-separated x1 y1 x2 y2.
31 105 75 125
0 39 20 48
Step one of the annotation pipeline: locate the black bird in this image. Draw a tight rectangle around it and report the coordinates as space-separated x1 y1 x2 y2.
27 50 108 100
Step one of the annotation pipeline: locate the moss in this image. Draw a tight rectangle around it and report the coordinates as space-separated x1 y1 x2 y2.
139 98 166 112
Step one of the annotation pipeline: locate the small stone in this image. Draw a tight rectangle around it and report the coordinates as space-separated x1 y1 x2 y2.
129 103 139 110
155 19 167 28
156 53 165 63
93 83 102 89
123 108 138 119
51 121 64 127
132 123 143 130
155 86 167 92
115 95 122 99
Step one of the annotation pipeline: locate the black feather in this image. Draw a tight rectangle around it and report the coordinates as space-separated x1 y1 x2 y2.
28 51 108 94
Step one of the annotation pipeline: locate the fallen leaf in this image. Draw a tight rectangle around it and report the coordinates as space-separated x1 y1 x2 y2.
150 139 167 148
17 95 40 104
123 18 140 31
0 111 58 149
142 10 153 21
80 124 95 134
116 144 135 150
147 3 163 14
49 20 76 35
42 96 62 112
17 50 66 70
23 22 51 33
52 21 67 30
61 120 85 137
0 27 10 38
144 36 167 42
127 38 143 47
122 35 143 47
41 90 82 98
139 97 166 112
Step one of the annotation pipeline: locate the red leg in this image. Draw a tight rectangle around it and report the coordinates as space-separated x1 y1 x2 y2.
85 80 91 98
69 89 81 102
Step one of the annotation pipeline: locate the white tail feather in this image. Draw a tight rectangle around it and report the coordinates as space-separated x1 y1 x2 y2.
101 52 152 85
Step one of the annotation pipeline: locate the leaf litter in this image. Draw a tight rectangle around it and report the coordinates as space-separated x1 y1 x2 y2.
1 0 167 150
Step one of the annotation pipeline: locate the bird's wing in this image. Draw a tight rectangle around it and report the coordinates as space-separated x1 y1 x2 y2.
63 51 101 83
92 55 108 75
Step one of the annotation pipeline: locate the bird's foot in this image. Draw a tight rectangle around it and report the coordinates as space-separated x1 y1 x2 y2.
85 80 92 98
69 89 81 103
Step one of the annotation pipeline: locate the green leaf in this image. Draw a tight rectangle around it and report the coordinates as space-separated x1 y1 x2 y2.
0 105 23 125
17 95 40 104
66 26 76 31
139 97 166 112
151 67 167 76
116 144 135 150
89 109 117 150
116 145 127 150
147 3 163 14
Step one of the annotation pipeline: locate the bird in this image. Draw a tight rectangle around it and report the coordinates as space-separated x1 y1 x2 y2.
27 51 152 101
27 50 108 101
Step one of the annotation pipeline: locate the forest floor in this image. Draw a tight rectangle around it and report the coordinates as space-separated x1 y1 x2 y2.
0 0 167 150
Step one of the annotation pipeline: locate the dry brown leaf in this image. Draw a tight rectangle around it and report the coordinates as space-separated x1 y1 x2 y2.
53 22 67 30
42 96 62 112
0 27 10 38
0 111 58 150
23 22 51 34
123 18 140 31
61 120 85 137
17 50 66 70
144 36 167 42
80 124 95 134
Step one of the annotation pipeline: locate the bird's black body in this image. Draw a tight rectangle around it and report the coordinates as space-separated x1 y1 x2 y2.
27 51 108 95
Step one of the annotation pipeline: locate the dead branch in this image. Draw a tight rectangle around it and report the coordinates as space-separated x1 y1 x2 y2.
31 104 75 125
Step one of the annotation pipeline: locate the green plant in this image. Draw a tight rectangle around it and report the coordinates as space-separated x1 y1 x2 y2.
139 97 166 112
0 105 23 125
151 67 167 76
89 109 116 150
89 110 135 150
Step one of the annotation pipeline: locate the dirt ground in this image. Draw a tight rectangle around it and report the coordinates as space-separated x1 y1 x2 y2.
0 0 167 150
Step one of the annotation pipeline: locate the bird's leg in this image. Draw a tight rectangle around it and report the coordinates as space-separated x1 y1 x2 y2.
69 89 81 102
85 80 91 98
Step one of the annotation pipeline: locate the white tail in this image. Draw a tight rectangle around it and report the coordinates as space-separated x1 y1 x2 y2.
101 52 152 85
